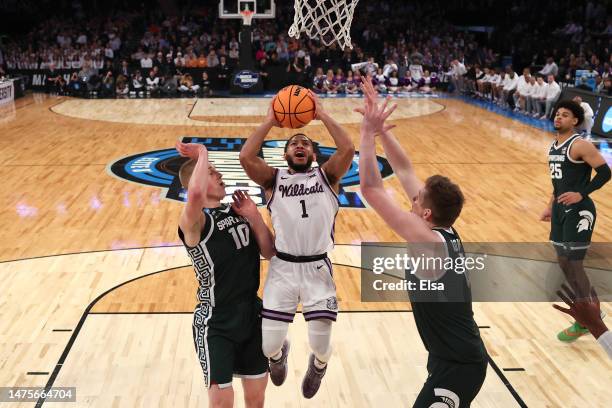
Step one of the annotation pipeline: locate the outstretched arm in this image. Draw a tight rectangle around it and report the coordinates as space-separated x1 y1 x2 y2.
315 94 355 189
360 74 423 200
356 79 439 245
231 190 276 259
379 128 424 201
239 101 279 191
176 142 209 247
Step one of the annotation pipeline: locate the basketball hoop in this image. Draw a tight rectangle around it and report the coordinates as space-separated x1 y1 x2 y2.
289 0 359 49
240 9 254 26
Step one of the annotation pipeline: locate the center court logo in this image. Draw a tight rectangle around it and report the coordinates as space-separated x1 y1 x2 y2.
108 137 394 208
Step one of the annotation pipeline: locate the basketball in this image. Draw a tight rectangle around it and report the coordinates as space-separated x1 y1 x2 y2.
273 85 316 128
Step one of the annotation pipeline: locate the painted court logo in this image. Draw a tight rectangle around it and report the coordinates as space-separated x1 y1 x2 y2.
108 137 393 208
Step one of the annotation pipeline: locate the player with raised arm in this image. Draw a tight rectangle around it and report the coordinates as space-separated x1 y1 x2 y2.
239 95 354 398
355 78 488 407
176 141 275 408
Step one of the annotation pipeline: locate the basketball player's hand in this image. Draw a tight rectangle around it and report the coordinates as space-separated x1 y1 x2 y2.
557 192 583 205
231 190 259 220
553 284 608 338
176 141 206 159
539 206 551 222
266 98 281 127
310 91 326 120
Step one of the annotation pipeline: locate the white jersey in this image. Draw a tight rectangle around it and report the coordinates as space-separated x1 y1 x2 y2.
267 167 339 256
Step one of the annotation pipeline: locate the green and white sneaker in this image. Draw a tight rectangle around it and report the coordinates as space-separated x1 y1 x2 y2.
557 321 589 343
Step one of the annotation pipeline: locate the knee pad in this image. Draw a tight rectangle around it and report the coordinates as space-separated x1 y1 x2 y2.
308 320 333 362
261 319 289 358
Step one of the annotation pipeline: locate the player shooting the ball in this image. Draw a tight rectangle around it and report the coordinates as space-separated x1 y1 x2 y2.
239 92 354 398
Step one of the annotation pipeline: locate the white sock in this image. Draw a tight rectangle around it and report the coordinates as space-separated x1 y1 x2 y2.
314 356 327 369
271 350 282 361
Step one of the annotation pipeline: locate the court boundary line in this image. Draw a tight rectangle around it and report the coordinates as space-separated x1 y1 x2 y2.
35 265 189 407
34 262 526 407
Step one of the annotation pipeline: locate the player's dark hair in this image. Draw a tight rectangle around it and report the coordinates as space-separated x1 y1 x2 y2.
423 175 464 228
179 159 196 188
284 133 314 152
554 100 584 127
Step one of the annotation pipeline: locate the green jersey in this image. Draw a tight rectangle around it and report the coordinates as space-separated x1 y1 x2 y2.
178 204 260 308
548 134 592 196
407 227 488 364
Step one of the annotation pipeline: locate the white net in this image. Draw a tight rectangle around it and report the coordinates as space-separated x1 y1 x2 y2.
288 0 359 49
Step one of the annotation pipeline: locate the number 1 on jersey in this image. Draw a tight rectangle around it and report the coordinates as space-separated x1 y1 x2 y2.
300 200 309 218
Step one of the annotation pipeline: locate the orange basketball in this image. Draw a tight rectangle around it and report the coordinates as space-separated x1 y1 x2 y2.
273 85 316 128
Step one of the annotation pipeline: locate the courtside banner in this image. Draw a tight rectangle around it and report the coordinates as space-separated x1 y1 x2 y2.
361 242 612 302
7 69 78 90
0 81 14 106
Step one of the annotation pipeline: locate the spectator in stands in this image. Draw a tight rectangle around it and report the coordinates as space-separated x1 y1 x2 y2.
323 69 338 95
345 70 358 94
197 53 207 68
140 53 153 69
46 63 63 94
153 52 164 69
572 96 594 137
514 68 531 112
531 75 548 117
68 72 83 96
600 77 612 96
374 68 387 93
207 50 219 68
312 67 325 94
179 73 199 96
334 68 346 93
217 56 231 88
522 76 537 115
118 60 130 78
115 75 129 98
542 74 561 119
146 68 160 96
448 59 467 94
493 69 507 104
476 67 489 97
161 73 178 97
387 71 400 94
162 54 176 77
132 70 144 96
539 57 559 78
101 70 115 97
419 70 438 93
501 69 518 109
174 52 185 69
199 71 212 97
401 70 415 92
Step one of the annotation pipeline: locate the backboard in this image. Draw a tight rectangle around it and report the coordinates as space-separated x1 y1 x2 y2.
219 0 275 19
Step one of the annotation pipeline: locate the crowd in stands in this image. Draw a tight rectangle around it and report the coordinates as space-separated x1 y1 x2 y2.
0 0 610 108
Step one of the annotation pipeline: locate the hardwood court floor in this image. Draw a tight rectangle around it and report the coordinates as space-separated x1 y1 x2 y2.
0 94 610 407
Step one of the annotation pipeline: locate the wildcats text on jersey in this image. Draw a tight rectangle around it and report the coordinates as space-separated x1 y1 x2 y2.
108 137 394 209
279 182 324 198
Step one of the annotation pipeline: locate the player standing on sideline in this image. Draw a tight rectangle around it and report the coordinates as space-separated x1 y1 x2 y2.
356 78 488 407
239 96 354 398
176 141 275 408
540 100 611 342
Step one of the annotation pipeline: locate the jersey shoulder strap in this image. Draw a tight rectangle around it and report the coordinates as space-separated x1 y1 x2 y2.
177 210 214 249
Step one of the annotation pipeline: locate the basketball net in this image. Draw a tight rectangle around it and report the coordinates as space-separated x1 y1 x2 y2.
240 9 254 26
288 0 359 49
